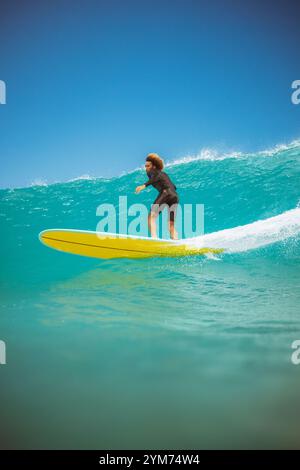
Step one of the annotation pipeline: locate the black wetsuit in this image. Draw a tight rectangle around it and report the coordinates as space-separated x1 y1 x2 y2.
144 169 179 222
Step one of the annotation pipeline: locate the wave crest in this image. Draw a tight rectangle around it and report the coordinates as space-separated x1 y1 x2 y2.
186 208 300 253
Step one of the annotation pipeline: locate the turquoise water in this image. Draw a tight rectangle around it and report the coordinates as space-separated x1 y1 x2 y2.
1 142 300 449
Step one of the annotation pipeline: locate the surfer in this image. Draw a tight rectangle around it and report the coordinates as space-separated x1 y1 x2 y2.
135 153 179 239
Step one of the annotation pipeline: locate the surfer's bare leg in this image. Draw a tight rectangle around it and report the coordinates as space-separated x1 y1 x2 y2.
148 212 158 238
169 221 178 240
168 203 178 240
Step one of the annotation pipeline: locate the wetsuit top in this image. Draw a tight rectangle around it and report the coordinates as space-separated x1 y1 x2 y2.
144 169 177 194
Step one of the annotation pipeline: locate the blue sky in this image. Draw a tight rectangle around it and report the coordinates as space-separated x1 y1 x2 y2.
0 0 299 188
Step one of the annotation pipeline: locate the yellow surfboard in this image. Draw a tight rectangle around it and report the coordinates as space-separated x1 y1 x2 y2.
39 229 224 259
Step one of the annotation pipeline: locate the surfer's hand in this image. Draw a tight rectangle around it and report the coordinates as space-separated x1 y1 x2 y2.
135 185 145 194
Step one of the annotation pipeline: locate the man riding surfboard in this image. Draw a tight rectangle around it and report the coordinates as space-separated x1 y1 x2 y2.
135 153 179 240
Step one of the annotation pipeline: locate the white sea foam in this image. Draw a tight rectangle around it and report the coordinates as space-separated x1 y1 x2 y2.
67 174 97 182
258 139 300 157
167 139 300 167
30 178 48 187
185 208 300 253
12 174 101 190
168 148 243 166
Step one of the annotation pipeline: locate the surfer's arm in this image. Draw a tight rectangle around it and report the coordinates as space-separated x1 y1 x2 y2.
135 174 160 193
144 173 160 187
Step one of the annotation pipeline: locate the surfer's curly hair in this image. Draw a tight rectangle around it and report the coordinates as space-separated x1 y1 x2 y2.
146 153 164 170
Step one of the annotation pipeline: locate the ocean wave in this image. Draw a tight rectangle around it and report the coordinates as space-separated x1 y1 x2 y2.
29 178 49 187
258 139 300 157
67 174 98 183
168 148 243 166
186 207 300 253
168 139 300 166
2 138 300 191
